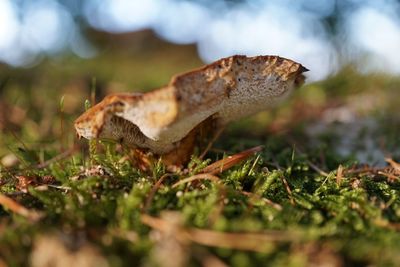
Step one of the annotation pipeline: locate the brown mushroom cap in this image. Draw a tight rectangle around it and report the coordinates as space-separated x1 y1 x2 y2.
75 55 307 157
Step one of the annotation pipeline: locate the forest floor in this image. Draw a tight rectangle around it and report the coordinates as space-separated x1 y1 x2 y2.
0 35 400 266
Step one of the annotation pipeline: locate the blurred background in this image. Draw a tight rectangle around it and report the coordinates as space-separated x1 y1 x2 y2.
1 0 400 79
0 0 399 165
1 2 400 266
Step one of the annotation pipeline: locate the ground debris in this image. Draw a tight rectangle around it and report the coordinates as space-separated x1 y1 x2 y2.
142 212 299 254
147 212 189 267
31 234 109 267
0 193 43 221
344 161 400 182
1 153 19 168
202 146 263 174
15 175 55 192
70 165 112 181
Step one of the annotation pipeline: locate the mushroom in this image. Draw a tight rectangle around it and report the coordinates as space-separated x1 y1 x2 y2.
75 55 308 166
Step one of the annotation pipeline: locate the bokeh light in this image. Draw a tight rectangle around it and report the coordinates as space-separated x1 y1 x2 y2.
0 0 400 80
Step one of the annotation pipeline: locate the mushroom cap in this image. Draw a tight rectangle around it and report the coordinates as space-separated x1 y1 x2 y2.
75 55 307 154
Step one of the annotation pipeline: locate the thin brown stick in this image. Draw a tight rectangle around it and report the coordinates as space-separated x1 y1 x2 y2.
202 146 263 175
187 228 281 252
279 174 294 205
141 213 169 232
192 247 229 267
385 158 400 174
240 191 282 210
35 145 78 169
143 173 174 212
199 127 225 159
172 173 220 188
344 165 390 175
287 138 329 177
378 171 399 182
0 193 42 221
207 186 227 226
373 218 400 231
6 126 29 151
306 159 329 177
141 214 299 252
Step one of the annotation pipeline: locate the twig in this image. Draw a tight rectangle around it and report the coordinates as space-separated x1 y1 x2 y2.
46 185 72 191
187 228 286 252
141 214 299 253
6 127 29 151
4 191 26 197
192 247 228 267
0 193 43 221
344 165 390 175
207 186 227 226
172 173 220 188
35 145 78 169
373 218 400 231
202 146 263 175
305 159 329 177
279 174 294 205
240 191 282 210
143 173 174 212
287 138 329 177
199 127 225 159
378 171 399 182
385 158 400 174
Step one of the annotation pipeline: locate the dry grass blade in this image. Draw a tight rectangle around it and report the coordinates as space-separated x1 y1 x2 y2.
288 140 329 177
202 146 263 175
385 158 400 174
344 159 400 182
305 159 329 177
144 173 174 212
172 174 220 188
378 171 399 182
373 219 400 231
141 214 299 253
199 127 225 159
187 228 290 252
344 165 391 175
279 174 294 205
9 146 79 174
36 145 78 169
240 191 282 210
336 164 344 185
0 193 43 221
195 250 228 267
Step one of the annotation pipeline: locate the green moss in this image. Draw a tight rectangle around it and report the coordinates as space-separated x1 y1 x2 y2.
1 50 400 266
